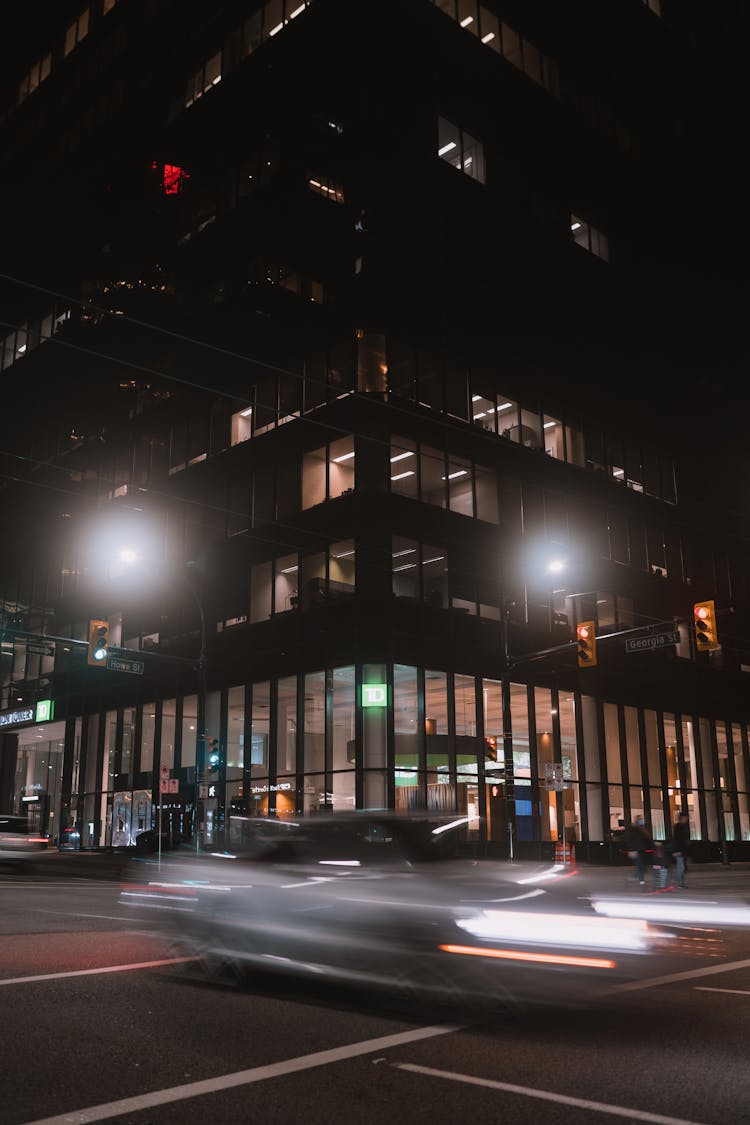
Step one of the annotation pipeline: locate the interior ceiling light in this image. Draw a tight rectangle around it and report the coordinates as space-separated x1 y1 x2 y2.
482 32 495 43
438 141 457 156
444 470 468 480
571 221 582 231
497 401 513 411
460 16 474 26
390 451 414 462
391 470 415 481
240 406 253 417
332 451 355 462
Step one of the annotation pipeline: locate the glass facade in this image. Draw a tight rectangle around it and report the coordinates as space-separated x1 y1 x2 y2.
8 667 750 855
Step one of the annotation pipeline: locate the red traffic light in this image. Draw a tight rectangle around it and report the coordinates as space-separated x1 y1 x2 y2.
695 605 709 620
577 625 590 638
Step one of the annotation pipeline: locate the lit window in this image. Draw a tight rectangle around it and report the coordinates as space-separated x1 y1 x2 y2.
64 9 89 57
391 437 418 498
185 52 222 108
437 117 485 183
231 406 253 445
543 415 564 460
393 536 418 598
571 214 609 262
308 175 345 204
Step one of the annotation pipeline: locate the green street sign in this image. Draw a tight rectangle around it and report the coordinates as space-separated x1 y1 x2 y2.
107 655 144 675
362 684 387 708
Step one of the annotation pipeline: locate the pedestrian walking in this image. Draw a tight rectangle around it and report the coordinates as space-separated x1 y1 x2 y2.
625 816 653 886
672 811 691 888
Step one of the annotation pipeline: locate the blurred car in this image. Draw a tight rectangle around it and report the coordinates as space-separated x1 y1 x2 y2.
59 826 81 851
0 813 49 871
120 813 689 1009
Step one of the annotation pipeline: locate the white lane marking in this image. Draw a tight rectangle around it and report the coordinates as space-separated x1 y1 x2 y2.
0 957 194 987
34 911 134 922
610 956 750 993
394 1062 709 1125
21 1024 459 1125
695 986 750 996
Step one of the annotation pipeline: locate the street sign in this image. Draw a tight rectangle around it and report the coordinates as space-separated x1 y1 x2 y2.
26 643 55 657
106 654 145 675
545 762 565 791
625 630 680 654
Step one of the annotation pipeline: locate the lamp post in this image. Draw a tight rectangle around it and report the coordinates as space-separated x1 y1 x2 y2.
184 561 207 852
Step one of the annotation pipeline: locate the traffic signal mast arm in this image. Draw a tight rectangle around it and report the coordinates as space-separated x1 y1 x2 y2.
508 620 680 669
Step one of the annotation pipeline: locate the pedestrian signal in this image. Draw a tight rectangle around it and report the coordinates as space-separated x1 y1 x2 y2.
87 619 109 667
693 600 719 652
576 620 597 668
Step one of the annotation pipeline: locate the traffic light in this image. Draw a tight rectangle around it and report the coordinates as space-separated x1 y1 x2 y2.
693 600 719 652
576 620 597 668
87 619 109 667
207 738 220 771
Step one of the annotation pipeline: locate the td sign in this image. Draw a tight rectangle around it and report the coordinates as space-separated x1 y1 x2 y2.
361 684 388 708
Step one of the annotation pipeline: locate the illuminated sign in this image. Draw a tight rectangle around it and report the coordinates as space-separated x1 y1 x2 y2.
250 782 293 795
361 684 387 708
35 699 54 722
0 706 34 727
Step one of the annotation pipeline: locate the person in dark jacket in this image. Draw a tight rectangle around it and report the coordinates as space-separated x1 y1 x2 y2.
672 811 691 888
625 816 653 885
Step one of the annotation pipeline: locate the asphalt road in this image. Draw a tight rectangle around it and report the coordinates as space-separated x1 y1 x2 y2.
1 858 749 1125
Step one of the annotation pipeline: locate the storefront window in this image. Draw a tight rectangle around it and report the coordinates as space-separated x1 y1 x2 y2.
623 705 641 786
102 710 117 789
122 708 135 774
394 664 419 806
603 702 621 784
251 681 271 779
141 704 156 773
534 687 556 842
181 694 197 770
731 723 749 840
425 670 449 735
303 671 325 775
454 674 476 736
276 677 296 776
332 666 355 770
161 701 176 770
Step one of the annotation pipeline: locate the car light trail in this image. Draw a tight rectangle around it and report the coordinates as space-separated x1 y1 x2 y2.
439 944 616 969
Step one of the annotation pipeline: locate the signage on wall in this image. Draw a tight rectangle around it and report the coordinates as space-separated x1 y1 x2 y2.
35 699 54 722
361 684 387 708
0 699 55 727
0 706 34 727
